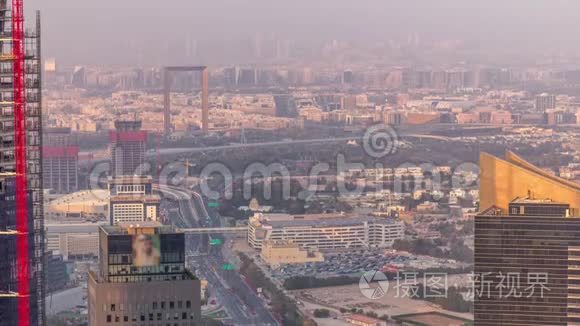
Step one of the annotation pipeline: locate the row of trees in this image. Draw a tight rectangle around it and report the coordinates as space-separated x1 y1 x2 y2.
392 238 474 263
284 275 359 290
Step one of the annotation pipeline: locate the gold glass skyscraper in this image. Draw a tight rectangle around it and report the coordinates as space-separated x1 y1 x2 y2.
475 152 580 325
479 151 580 216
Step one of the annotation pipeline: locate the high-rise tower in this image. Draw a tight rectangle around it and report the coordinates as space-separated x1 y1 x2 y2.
43 128 78 194
88 224 201 325
0 2 44 326
535 93 556 113
475 152 580 325
110 120 146 177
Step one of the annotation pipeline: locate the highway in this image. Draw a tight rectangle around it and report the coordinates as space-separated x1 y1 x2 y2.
149 133 450 157
158 185 277 325
84 131 453 166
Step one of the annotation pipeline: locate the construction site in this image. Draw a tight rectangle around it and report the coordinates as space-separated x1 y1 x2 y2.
0 0 44 325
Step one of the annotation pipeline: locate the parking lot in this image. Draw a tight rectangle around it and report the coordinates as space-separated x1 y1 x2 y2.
268 249 468 279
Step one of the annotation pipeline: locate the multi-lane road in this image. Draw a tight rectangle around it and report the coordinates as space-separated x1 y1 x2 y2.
85 130 454 166
158 185 277 325
150 133 450 157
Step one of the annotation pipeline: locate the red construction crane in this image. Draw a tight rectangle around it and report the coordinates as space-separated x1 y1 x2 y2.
12 0 31 325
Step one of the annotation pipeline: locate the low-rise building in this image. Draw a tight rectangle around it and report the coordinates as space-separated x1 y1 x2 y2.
46 223 103 260
260 240 324 267
46 189 109 219
108 176 160 225
248 213 404 251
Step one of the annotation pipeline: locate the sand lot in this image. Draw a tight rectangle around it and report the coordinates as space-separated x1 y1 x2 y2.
291 282 472 322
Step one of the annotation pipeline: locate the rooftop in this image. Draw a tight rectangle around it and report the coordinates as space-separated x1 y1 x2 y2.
46 222 105 234
480 151 580 214
253 213 402 228
109 194 160 203
392 311 472 326
109 175 153 184
49 189 109 206
511 197 569 205
257 212 349 222
345 313 384 324
114 120 142 130
100 223 177 236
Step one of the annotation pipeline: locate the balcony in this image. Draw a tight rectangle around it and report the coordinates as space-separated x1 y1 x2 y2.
0 151 15 163
0 136 13 148
26 108 40 117
0 124 14 133
26 95 39 103
0 54 14 62
26 79 40 88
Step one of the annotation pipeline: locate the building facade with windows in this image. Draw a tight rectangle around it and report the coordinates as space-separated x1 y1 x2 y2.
43 127 78 194
45 223 102 260
110 120 146 177
475 152 580 325
0 5 44 325
248 213 404 251
260 240 324 266
88 224 201 325
108 176 160 225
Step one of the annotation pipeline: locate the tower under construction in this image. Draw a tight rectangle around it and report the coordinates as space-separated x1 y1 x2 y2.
0 1 44 325
110 120 146 177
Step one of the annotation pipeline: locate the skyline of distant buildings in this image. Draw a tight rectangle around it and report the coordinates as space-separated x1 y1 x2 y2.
1 3 578 325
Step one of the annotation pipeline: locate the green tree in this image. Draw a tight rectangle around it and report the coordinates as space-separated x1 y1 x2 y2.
313 309 330 318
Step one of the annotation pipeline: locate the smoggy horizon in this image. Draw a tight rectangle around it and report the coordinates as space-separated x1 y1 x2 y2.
23 0 580 66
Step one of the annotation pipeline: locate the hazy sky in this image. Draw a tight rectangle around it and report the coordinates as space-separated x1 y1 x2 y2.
23 0 580 65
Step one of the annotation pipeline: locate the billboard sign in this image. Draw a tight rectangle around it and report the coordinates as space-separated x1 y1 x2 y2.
132 234 161 267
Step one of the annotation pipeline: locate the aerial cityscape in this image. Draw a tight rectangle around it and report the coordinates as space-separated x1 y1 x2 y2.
1 1 580 326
